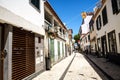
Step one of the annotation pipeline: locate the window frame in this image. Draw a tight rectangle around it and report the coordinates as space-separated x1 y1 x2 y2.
38 37 41 43
108 30 117 53
97 38 101 51
89 20 94 32
102 6 108 26
96 15 102 30
111 0 120 14
117 0 120 12
30 0 41 12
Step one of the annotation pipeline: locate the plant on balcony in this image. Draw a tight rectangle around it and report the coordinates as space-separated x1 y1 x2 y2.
48 32 56 39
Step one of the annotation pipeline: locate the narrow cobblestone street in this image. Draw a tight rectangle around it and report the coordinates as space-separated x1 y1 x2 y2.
64 53 108 80
0 0 120 80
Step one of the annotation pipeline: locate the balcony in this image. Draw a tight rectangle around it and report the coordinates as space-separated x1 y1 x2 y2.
44 20 52 31
57 31 66 40
44 21 66 39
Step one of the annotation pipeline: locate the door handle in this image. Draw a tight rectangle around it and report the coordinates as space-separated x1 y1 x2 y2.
1 50 7 60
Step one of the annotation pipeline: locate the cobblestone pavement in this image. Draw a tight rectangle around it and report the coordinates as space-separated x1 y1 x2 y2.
86 54 120 80
32 53 75 80
64 53 106 80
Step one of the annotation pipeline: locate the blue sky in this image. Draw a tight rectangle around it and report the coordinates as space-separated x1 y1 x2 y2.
48 0 99 36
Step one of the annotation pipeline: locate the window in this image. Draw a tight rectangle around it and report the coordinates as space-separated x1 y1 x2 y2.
38 37 41 43
117 0 120 11
97 38 101 51
63 30 65 34
92 25 94 31
96 19 99 30
96 15 102 30
31 0 40 10
86 37 87 43
102 6 108 26
89 24 94 32
59 28 62 32
98 15 102 27
111 0 120 14
108 30 117 53
89 20 94 32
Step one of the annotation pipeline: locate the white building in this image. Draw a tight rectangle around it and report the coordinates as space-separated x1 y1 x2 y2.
93 0 120 60
0 0 45 80
81 15 92 34
44 1 68 69
79 13 93 52
93 0 120 64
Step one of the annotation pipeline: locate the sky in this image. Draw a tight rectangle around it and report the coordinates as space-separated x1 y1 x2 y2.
48 0 99 36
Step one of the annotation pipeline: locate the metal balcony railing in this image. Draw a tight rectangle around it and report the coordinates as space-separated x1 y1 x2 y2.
44 20 52 31
57 31 66 39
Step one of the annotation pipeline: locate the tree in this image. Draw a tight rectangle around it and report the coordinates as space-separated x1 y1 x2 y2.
74 34 80 43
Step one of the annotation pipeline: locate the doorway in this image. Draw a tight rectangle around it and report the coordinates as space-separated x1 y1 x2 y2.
12 27 35 80
0 25 4 80
101 35 107 57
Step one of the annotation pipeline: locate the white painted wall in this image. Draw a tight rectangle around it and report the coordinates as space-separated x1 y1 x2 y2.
0 0 45 35
80 15 92 51
81 15 92 34
81 24 89 34
80 33 90 51
84 16 93 24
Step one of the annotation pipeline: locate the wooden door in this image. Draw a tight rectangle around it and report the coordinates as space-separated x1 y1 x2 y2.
12 27 35 80
101 35 107 57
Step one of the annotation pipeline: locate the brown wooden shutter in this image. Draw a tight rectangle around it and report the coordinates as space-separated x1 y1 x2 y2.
12 27 35 80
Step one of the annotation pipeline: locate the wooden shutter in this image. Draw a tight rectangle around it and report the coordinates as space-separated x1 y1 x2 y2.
111 0 118 14
102 6 108 26
96 19 99 30
12 27 35 80
98 15 102 28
